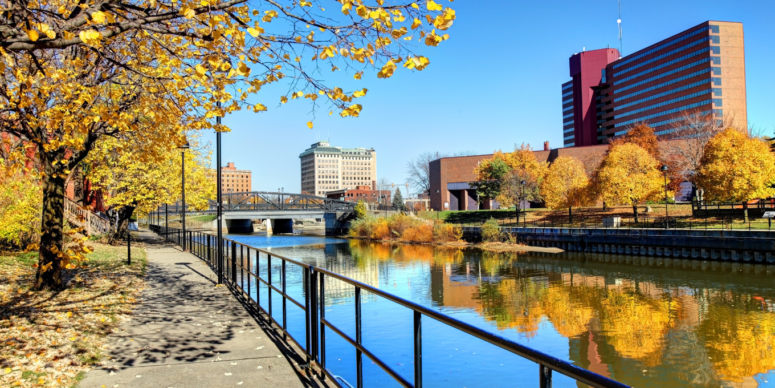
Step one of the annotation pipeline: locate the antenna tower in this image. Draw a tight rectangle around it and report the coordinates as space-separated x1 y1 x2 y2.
617 0 623 58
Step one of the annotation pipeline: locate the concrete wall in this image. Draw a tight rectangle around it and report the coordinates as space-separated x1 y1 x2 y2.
463 226 775 262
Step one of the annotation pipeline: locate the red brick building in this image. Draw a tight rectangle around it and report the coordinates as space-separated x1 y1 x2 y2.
326 185 391 205
429 143 609 211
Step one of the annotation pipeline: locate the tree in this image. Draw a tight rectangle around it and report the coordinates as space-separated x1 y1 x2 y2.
354 200 367 219
541 156 592 221
660 109 730 183
596 143 663 223
86 133 215 241
471 144 548 206
694 128 775 202
611 123 659 159
1 0 457 290
405 151 477 194
392 188 404 210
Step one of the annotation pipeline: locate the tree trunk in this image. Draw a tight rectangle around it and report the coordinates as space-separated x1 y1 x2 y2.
34 167 67 291
569 207 573 224
111 205 135 243
632 204 639 224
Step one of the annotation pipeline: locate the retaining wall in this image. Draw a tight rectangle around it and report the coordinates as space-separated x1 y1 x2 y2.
462 227 775 263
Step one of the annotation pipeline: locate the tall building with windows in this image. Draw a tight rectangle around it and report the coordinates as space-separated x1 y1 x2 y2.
562 21 746 147
299 141 377 196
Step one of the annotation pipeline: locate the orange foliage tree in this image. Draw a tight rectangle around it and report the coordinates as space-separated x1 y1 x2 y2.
540 156 593 222
595 143 663 222
694 128 775 202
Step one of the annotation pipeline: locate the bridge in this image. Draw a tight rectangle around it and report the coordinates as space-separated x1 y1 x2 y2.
154 191 357 234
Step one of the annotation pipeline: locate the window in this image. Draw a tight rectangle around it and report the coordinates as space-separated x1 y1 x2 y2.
711 67 721 75
614 69 712 101
562 82 573 91
614 100 713 127
563 127 574 134
561 90 573 98
562 112 574 119
564 143 575 147
614 79 712 110
710 35 720 44
712 98 722 107
613 37 711 77
614 49 710 85
712 88 722 96
601 69 607 83
710 25 719 34
712 77 721 86
615 58 710 93
710 46 720 54
563 134 575 141
613 26 709 69
710 57 720 65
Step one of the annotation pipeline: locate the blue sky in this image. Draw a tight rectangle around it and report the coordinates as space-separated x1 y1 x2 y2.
202 0 775 195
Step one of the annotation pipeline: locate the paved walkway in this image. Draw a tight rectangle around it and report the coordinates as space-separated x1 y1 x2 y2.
81 230 326 388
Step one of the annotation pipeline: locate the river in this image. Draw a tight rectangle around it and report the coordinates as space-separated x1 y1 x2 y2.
226 234 775 388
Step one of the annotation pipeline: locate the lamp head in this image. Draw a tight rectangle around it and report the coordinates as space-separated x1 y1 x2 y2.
520 180 526 185
661 165 669 172
178 141 191 150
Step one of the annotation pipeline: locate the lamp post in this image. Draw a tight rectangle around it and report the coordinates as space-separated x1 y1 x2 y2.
661 165 669 229
179 141 190 251
518 180 526 223
436 189 441 220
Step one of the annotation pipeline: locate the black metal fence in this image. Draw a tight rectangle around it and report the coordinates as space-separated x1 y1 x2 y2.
149 224 630 388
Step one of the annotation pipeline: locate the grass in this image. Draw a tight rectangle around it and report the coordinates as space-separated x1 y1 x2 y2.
0 234 147 388
417 204 775 231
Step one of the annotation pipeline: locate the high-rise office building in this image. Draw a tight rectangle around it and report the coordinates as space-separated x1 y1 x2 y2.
299 141 377 196
562 21 746 147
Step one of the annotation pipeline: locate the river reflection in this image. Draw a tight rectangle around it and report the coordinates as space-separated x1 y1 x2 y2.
233 235 775 387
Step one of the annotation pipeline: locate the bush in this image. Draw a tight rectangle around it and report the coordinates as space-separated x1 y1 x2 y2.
0 172 42 248
371 218 390 240
433 223 462 242
402 223 434 243
481 218 501 242
348 217 374 238
388 213 419 238
354 200 367 219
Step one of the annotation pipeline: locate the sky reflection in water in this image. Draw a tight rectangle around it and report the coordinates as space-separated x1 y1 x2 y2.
228 234 775 388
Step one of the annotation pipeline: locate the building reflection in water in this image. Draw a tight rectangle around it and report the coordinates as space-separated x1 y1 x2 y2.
338 240 775 388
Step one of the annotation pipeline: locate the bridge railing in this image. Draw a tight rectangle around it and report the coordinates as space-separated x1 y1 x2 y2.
149 225 630 388
157 191 355 213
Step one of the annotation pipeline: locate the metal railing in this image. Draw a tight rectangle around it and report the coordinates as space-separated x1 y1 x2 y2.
158 191 356 213
149 224 630 388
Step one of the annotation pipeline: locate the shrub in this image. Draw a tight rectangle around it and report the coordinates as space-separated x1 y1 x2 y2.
349 217 375 238
0 172 42 248
388 213 420 238
402 223 434 243
481 218 501 242
371 218 390 240
433 223 462 242
354 200 367 219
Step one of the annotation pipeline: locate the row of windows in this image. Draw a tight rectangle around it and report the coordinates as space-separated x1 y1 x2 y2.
615 79 713 110
562 82 573 91
615 69 713 101
561 90 573 98
615 57 710 94
614 48 710 85
563 127 575 134
614 99 714 128
613 37 711 77
562 97 573 104
563 106 573 114
616 109 719 136
563 135 575 141
563 112 574 119
612 26 710 69
564 142 575 147
615 89 712 119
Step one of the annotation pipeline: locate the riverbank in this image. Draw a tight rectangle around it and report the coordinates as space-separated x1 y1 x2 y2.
347 237 563 254
0 236 146 388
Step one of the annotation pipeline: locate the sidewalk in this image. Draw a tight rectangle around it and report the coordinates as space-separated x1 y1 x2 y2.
80 230 324 388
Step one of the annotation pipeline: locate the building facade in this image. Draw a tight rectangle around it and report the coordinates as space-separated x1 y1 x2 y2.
218 162 252 193
325 185 392 205
299 141 377 196
563 21 746 147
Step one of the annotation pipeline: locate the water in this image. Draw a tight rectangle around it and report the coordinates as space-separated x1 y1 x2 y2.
227 234 775 388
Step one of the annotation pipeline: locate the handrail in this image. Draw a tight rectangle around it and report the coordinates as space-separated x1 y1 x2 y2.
149 224 631 388
64 197 110 236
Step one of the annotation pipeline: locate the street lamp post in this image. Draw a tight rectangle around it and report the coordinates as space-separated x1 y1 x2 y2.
661 165 669 229
179 141 190 251
216 101 224 284
518 180 526 224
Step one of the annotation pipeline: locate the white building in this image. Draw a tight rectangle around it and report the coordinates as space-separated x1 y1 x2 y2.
299 141 377 196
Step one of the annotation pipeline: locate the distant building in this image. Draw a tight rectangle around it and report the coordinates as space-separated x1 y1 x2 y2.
217 162 252 193
299 141 377 196
325 185 391 205
563 21 746 147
